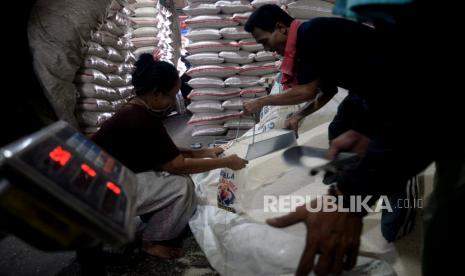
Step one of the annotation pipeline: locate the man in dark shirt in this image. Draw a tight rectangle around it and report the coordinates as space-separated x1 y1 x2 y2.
242 4 461 276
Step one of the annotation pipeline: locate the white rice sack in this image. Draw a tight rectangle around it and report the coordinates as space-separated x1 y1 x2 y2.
187 100 224 113
133 27 159 37
115 38 134 50
188 87 241 101
185 29 221 42
185 52 224 66
255 51 277 62
187 111 241 125
239 38 264 52
130 17 159 28
188 77 225 89
224 118 255 129
77 98 115 112
134 7 157 17
185 15 239 29
76 84 121 100
232 12 251 25
133 46 157 58
187 63 240 78
122 50 136 63
133 0 157 8
114 85 135 98
101 20 125 36
222 97 244 110
92 31 118 47
251 0 278 8
131 36 159 48
183 3 220 16
216 1 253 14
74 69 110 86
86 42 107 58
219 26 252 40
104 46 124 62
240 86 268 98
107 74 126 87
224 76 260 88
188 0 218 3
192 125 228 136
113 98 128 110
239 61 279 76
185 40 240 54
83 56 117 73
77 111 114 127
110 12 132 27
219 51 255 64
115 63 136 75
287 0 333 20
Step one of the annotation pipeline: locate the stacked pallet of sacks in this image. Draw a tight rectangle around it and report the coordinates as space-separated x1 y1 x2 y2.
74 0 176 136
285 0 334 20
130 0 176 63
183 0 281 137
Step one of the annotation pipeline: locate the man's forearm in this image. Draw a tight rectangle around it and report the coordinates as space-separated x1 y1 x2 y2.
260 82 319 107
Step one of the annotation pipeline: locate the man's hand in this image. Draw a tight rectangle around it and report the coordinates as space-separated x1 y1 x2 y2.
328 130 371 160
284 114 304 138
243 98 264 115
224 154 248 170
267 198 363 276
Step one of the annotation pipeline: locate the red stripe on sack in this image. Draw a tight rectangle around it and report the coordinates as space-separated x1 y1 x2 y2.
188 92 240 99
186 19 236 24
188 68 239 73
187 44 240 50
240 65 276 72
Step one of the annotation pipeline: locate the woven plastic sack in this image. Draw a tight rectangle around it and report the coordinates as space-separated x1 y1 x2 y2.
185 28 221 42
187 100 224 113
188 77 225 89
185 52 224 66
239 61 279 76
224 76 260 88
255 51 277 62
222 97 244 110
219 51 255 64
183 3 220 16
232 12 251 24
216 1 253 14
219 26 252 40
77 98 115 112
187 63 240 78
185 40 240 54
74 69 110 86
240 86 268 98
239 38 264 52
188 87 241 101
185 15 239 29
187 111 241 125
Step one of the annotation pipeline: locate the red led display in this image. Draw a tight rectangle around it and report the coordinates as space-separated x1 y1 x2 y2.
106 181 121 195
49 146 71 166
81 164 96 177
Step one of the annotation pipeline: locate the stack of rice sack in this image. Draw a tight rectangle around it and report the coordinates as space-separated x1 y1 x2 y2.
183 0 281 136
74 0 176 136
130 0 176 63
285 0 334 20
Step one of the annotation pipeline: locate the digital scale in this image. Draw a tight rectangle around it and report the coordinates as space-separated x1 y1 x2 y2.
0 121 137 250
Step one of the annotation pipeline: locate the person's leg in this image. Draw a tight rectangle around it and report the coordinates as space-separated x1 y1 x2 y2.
135 171 197 258
381 176 419 242
423 156 465 275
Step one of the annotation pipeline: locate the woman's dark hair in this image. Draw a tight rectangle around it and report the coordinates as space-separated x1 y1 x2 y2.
244 4 294 33
132 54 179 96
